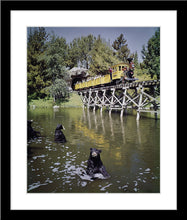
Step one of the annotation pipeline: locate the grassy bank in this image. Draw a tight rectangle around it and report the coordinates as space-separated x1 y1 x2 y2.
60 92 83 108
29 92 83 109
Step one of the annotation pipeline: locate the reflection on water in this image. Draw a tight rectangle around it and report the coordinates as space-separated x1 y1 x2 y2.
28 108 160 193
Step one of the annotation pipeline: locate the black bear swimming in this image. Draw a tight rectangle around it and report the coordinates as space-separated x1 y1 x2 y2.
86 148 110 179
27 120 41 141
54 124 66 143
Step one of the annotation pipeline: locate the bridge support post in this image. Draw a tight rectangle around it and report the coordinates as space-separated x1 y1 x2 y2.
121 89 127 117
136 86 143 121
136 111 140 121
94 91 98 112
109 109 112 116
87 89 92 109
109 88 115 116
120 109 124 118
80 92 86 109
153 86 158 120
101 89 106 113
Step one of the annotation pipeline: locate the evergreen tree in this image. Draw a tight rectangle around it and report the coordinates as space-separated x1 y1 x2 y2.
40 34 70 101
27 27 49 100
141 29 160 79
78 34 95 69
41 34 68 82
66 38 80 69
129 51 139 67
134 51 139 67
112 34 130 62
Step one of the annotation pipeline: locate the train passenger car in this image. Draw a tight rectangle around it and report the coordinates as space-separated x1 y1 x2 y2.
74 58 138 90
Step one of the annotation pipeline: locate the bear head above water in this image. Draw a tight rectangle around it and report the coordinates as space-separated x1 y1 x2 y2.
86 148 110 179
56 124 65 130
54 124 66 143
90 148 102 160
27 120 41 141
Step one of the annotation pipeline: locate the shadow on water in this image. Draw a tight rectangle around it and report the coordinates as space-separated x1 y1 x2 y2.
27 108 160 193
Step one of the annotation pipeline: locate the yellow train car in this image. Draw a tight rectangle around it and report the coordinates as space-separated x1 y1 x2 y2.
112 63 127 80
74 63 131 90
102 74 110 85
87 79 93 88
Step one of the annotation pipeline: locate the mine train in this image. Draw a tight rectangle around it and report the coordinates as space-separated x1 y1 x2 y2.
74 58 138 91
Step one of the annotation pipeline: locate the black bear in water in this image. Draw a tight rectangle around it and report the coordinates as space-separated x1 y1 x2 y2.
86 148 110 179
27 120 41 141
54 124 66 143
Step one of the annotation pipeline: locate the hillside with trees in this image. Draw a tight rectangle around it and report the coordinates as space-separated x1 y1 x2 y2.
27 27 160 104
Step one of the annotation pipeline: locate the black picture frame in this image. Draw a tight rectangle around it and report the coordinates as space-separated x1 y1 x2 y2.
1 0 185 217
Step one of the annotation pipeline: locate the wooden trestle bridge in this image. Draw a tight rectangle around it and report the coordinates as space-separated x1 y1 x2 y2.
77 80 160 120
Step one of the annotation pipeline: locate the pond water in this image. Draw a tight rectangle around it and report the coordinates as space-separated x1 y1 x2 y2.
27 108 160 193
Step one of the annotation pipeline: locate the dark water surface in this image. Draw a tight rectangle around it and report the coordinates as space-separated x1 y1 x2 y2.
28 108 160 193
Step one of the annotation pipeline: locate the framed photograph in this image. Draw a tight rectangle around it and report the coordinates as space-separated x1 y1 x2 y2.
1 0 181 214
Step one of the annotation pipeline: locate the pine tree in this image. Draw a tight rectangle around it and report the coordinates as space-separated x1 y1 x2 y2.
141 29 160 79
112 34 130 62
27 27 49 100
134 51 139 67
67 39 80 69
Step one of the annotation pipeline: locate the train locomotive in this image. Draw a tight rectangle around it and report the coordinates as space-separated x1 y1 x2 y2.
74 58 138 91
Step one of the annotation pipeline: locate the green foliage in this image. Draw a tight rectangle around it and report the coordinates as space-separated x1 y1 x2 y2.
66 38 80 69
89 36 121 75
41 34 70 101
48 78 69 102
66 35 95 69
27 27 49 100
66 35 121 76
132 51 139 67
27 29 70 102
141 29 160 79
77 34 95 69
42 34 68 80
112 34 130 62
